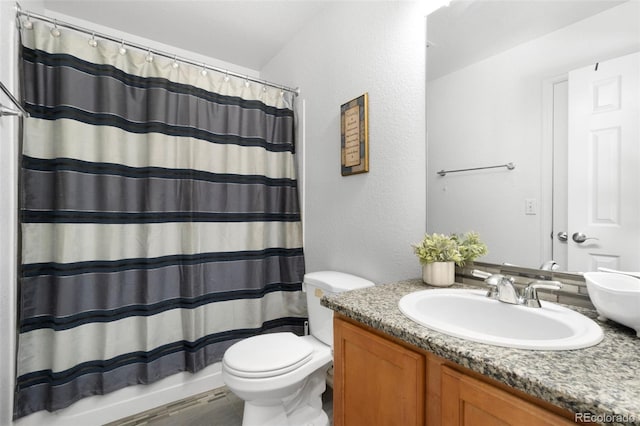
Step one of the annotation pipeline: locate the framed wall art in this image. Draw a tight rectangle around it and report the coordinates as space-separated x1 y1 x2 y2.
340 93 369 176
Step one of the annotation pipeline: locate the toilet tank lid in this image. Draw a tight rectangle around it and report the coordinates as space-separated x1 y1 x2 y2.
304 271 375 293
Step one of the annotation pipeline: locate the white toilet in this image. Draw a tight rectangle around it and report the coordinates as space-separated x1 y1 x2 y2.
222 271 375 426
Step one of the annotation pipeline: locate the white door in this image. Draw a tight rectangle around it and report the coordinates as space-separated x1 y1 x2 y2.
567 51 640 272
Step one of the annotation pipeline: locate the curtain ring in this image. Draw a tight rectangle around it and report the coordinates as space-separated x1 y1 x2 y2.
88 32 97 47
23 13 33 30
50 19 61 37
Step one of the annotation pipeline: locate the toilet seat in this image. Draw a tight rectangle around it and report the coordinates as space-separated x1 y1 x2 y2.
223 332 313 379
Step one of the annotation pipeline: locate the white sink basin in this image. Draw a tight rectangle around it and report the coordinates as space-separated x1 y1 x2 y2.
398 289 603 350
584 272 640 337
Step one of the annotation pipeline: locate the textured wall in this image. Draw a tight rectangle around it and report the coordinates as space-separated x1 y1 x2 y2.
262 2 428 284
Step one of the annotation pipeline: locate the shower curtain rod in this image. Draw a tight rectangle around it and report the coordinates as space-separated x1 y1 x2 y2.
15 5 300 97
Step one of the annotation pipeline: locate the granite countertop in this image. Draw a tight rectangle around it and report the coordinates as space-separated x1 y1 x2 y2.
322 279 640 426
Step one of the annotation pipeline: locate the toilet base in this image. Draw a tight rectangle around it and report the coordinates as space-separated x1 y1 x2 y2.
241 366 330 426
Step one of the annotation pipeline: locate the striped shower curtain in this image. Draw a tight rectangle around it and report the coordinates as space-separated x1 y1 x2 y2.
15 21 306 418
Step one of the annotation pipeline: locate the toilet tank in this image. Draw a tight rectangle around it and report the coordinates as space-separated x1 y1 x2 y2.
303 271 375 347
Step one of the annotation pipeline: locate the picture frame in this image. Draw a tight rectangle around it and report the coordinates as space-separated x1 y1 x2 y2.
340 93 369 176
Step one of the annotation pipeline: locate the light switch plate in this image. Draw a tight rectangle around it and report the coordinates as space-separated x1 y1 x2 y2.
525 198 537 215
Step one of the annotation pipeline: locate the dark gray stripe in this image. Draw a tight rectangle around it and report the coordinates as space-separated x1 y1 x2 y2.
22 248 303 277
22 61 293 146
22 156 297 185
20 47 291 116
21 283 303 332
21 211 300 224
20 255 305 318
22 170 301 214
13 323 304 419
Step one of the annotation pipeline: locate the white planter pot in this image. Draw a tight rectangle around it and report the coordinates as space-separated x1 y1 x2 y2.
422 262 455 287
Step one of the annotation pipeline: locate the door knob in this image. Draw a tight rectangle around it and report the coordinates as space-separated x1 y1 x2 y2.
557 231 568 242
572 232 599 244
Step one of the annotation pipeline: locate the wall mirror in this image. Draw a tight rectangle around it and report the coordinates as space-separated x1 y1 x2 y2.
426 0 640 273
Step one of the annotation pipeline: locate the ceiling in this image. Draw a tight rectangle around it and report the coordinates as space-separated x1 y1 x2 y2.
42 0 330 71
427 0 629 80
40 0 632 77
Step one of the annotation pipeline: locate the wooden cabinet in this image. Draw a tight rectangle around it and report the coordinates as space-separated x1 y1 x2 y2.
333 315 577 426
333 316 425 426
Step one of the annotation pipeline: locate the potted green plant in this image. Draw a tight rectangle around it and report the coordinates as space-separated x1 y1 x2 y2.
412 232 488 286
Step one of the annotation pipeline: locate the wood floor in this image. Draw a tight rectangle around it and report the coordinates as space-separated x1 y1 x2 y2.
107 386 334 426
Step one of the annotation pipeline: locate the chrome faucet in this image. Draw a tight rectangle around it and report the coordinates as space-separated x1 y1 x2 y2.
472 270 562 308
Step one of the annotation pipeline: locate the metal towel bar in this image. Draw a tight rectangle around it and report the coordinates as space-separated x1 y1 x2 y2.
0 80 28 117
437 162 515 177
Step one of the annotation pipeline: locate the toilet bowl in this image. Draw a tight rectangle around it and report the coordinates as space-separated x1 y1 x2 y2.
222 271 375 426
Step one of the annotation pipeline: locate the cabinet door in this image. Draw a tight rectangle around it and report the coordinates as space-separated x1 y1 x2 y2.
441 366 575 426
333 317 425 426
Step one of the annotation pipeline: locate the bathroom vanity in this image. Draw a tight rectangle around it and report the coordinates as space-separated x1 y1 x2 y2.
322 279 640 426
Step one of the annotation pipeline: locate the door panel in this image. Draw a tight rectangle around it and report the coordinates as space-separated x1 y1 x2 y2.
567 52 640 271
441 366 575 426
333 317 425 426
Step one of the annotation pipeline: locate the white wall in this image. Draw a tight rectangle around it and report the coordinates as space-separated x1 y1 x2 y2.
426 1 640 268
0 2 25 424
262 2 428 284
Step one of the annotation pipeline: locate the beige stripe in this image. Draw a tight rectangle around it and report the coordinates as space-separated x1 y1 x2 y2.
16 290 306 375
22 221 303 264
24 118 298 180
21 21 294 109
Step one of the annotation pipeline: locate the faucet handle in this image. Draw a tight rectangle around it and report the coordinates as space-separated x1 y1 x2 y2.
471 270 507 286
482 273 513 287
471 269 492 280
472 270 497 297
521 281 563 308
474 272 512 299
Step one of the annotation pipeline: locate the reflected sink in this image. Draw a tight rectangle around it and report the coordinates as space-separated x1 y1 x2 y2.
398 289 603 350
